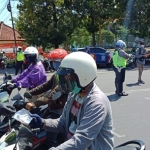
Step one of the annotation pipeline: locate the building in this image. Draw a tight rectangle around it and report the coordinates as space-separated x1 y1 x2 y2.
0 21 25 58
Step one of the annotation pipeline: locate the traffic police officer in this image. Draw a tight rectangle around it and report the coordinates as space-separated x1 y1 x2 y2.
15 46 24 75
112 40 131 96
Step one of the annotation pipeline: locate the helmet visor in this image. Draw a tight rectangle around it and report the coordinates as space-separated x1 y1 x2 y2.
56 68 76 94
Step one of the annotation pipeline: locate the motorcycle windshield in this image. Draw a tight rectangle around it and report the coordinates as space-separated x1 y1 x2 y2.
0 91 9 103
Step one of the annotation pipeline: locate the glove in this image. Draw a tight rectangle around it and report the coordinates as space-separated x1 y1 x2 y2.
0 103 16 116
7 83 17 90
11 79 15 83
24 92 32 99
29 114 44 129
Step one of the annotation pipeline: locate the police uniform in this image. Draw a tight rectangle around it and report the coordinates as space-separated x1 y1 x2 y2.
15 50 24 75
112 49 130 96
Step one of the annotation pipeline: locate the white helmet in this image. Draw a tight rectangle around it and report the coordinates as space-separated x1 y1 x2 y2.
56 52 97 93
24 46 39 62
116 40 126 49
18 46 22 51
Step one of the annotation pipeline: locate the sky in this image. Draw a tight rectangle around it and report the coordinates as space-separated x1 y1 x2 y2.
0 0 19 27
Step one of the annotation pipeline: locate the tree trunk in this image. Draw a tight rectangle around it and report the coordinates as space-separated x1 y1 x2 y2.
99 17 103 47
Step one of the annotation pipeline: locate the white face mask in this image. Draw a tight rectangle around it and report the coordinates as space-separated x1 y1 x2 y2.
141 45 145 48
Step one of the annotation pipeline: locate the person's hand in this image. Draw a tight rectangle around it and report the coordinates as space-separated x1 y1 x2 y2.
29 114 44 129
142 54 149 58
24 92 32 99
26 102 35 110
7 83 16 91
0 103 16 116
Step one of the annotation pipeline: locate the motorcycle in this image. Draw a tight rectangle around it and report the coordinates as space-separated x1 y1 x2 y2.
0 86 49 149
0 98 146 150
0 85 48 136
0 72 14 103
42 59 55 72
114 140 145 150
127 54 136 69
2 126 146 150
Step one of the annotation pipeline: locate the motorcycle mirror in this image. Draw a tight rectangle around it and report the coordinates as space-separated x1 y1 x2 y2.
13 99 26 110
17 85 22 91
7 75 12 80
4 72 8 77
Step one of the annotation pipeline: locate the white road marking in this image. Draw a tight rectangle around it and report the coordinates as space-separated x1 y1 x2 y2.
113 128 125 138
145 97 150 101
113 131 125 138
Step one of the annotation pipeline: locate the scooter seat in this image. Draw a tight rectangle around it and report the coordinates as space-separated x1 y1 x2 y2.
114 146 137 150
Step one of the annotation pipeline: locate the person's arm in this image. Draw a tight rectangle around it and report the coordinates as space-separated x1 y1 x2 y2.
29 74 56 95
119 50 130 59
45 97 107 150
135 48 148 58
16 67 46 89
12 68 29 83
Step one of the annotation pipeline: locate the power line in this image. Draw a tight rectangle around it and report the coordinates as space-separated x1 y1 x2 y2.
0 0 8 15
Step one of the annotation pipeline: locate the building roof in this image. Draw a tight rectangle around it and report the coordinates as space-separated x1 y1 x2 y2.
0 21 25 41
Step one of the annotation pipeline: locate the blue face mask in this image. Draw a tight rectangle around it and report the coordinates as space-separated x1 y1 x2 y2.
27 56 36 63
72 82 81 94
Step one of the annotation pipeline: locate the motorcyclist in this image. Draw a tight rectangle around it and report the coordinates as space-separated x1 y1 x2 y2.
9 46 47 90
28 51 114 150
24 48 69 148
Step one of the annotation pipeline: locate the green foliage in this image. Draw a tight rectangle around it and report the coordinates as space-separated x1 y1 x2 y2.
16 0 80 49
102 30 115 44
14 0 150 49
129 0 150 38
70 27 91 47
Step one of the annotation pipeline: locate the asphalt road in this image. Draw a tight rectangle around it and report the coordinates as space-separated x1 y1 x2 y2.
0 67 150 148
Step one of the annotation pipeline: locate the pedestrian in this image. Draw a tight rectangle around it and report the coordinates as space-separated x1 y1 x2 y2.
112 40 131 96
72 45 77 52
135 41 149 84
15 46 24 75
28 51 114 150
85 46 90 54
38 52 44 62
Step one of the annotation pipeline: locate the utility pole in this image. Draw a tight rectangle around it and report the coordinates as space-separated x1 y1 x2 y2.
7 0 17 53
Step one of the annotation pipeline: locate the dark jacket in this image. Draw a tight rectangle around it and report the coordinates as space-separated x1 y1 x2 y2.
28 73 68 110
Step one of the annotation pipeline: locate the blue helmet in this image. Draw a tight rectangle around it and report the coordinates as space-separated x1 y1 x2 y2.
116 40 126 49
85 46 90 50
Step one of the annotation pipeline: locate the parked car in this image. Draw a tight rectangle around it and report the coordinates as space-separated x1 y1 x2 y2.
77 47 112 67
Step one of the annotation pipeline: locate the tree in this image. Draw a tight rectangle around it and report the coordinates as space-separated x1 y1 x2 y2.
16 0 80 49
129 0 150 38
102 30 115 44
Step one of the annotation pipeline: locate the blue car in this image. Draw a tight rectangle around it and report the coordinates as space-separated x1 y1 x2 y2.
77 47 112 67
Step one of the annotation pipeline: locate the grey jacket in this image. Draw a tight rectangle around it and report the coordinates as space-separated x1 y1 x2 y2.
135 48 147 64
118 49 130 59
44 83 114 150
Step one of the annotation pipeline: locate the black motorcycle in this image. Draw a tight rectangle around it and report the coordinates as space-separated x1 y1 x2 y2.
0 72 14 103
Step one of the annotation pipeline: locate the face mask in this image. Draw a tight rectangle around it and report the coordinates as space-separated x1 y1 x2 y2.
141 45 144 48
72 82 81 94
27 57 36 63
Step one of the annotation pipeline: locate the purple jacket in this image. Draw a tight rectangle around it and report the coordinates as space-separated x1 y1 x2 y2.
12 61 47 89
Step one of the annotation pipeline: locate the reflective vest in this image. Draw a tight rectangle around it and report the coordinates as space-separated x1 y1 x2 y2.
112 50 126 68
16 52 24 61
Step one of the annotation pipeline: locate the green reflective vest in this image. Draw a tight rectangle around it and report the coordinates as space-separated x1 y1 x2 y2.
112 50 126 68
16 52 24 61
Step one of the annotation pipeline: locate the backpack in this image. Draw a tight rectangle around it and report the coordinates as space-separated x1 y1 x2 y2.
138 48 144 61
